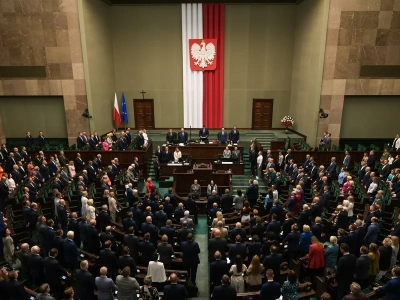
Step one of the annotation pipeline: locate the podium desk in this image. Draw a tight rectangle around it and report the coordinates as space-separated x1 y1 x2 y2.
160 163 191 177
213 162 244 175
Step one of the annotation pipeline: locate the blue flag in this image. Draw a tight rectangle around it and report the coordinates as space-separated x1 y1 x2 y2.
121 92 128 124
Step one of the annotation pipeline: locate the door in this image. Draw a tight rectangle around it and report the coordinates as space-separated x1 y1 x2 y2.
252 99 273 130
133 99 155 129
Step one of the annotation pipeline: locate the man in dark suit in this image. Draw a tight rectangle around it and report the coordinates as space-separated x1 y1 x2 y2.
160 220 175 245
374 266 400 300
229 235 247 262
364 217 379 246
262 246 283 282
37 131 45 148
74 153 85 173
282 213 295 239
229 126 240 143
327 157 338 177
166 129 176 144
347 224 358 255
184 195 197 216
355 220 365 250
100 226 117 252
269 200 284 222
207 190 221 211
39 160 50 181
334 205 349 231
0 176 9 212
310 197 324 223
77 132 86 150
221 189 233 213
141 216 158 245
267 214 281 237
69 212 81 247
282 224 300 263
64 231 79 273
212 275 236 300
139 233 156 266
86 161 96 184
217 128 228 143
163 273 188 300
122 211 139 234
298 204 311 230
251 217 266 238
57 199 69 237
100 240 118 281
177 128 188 144
367 150 376 169
11 165 22 184
29 245 45 286
119 132 127 150
229 222 247 242
260 269 281 300
181 233 200 284
153 156 160 182
178 221 192 243
208 229 227 261
311 217 325 241
174 203 185 224
44 219 56 254
118 246 137 276
98 205 111 232
124 226 140 259
161 146 172 163
380 159 390 181
25 131 34 147
210 251 228 288
75 260 96 300
155 205 168 228
354 246 371 289
198 125 209 141
336 243 357 300
209 203 221 221
162 197 174 220
44 248 67 298
3 270 30 300
53 229 65 266
86 219 101 254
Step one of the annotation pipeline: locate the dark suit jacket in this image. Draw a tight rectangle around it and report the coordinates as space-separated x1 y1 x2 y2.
160 226 175 244
122 217 138 234
177 131 188 143
161 150 172 163
221 194 233 212
282 219 295 239
336 211 348 230
181 240 200 266
139 241 155 266
97 211 111 232
260 281 281 300
178 227 192 242
75 269 96 300
336 254 357 284
28 254 45 279
166 132 176 143
210 260 228 286
157 242 174 267
262 253 283 279
251 224 266 239
376 277 400 300
207 195 221 211
163 284 188 300
266 220 281 237
4 279 29 300
63 238 79 264
212 284 236 300
141 222 158 244
298 210 311 229
199 128 209 138
208 237 227 261
229 130 240 143
44 256 67 286
57 205 68 226
86 226 100 254
184 198 197 215
269 205 284 222
100 248 118 279
228 242 247 261
229 228 246 242
354 255 370 281
347 231 358 254
283 231 300 252
100 232 117 251
118 255 137 276
44 227 56 252
311 223 325 241
123 234 140 258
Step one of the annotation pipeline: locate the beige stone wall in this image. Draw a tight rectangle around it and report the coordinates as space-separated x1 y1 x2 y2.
0 0 89 145
317 0 400 146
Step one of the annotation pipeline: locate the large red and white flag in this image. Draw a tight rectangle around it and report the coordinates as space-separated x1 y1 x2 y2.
113 93 121 127
182 4 224 128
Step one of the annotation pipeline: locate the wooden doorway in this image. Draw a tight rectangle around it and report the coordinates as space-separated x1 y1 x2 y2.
133 99 155 129
252 99 273 130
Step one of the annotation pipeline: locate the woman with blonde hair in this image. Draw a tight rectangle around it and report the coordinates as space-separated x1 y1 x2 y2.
299 225 313 256
324 236 338 274
367 177 380 197
390 235 399 267
81 190 88 216
108 191 119 221
211 211 225 228
376 238 393 280
343 197 354 221
86 199 96 220
139 275 159 300
68 161 76 178
368 243 380 283
106 133 113 148
246 255 263 291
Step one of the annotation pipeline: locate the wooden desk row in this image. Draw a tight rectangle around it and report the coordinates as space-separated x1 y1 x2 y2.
160 162 244 177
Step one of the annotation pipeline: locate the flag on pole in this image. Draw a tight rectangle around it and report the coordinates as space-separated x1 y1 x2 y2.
113 93 121 127
121 92 128 124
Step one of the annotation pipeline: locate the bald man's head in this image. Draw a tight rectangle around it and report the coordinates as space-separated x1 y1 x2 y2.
90 219 96 226
21 243 29 251
31 246 40 254
170 273 178 284
236 222 241 229
146 216 152 223
100 267 108 276
214 229 221 237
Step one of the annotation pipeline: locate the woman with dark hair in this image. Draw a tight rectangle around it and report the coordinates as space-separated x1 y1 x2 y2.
234 189 244 212
229 255 247 293
241 201 251 223
282 270 299 300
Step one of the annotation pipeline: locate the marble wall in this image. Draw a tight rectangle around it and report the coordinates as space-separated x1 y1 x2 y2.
0 0 89 145
317 0 400 146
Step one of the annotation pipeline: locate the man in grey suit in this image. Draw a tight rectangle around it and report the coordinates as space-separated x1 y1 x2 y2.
180 210 194 229
95 267 118 300
343 151 351 169
35 283 56 300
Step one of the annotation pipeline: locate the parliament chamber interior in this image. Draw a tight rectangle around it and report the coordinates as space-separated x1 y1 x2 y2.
1 0 400 300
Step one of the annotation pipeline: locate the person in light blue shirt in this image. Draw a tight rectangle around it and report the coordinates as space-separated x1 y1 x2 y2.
338 167 346 185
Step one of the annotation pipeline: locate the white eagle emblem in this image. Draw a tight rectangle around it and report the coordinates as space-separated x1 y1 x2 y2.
191 40 216 69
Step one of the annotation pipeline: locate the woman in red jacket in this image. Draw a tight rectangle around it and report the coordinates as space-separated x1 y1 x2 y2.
145 177 154 194
308 236 325 279
294 188 301 216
